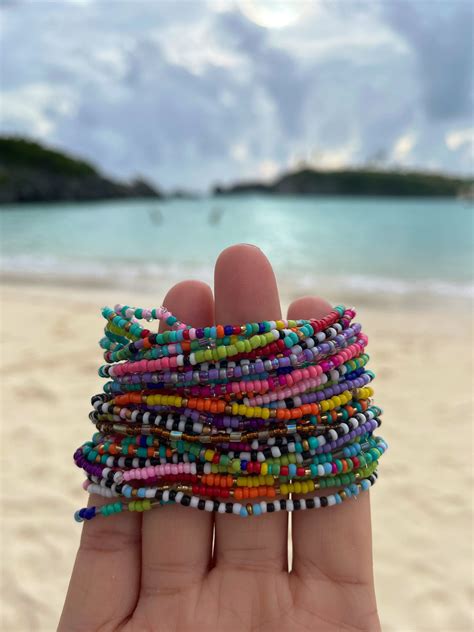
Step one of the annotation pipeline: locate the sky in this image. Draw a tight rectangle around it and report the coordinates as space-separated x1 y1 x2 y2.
1 0 473 191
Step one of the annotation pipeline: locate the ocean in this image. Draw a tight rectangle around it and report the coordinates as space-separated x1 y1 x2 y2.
1 195 473 302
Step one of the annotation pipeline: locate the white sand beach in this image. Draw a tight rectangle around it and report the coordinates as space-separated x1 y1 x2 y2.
1 281 473 631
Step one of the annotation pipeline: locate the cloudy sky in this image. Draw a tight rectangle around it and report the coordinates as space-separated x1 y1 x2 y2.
1 0 472 190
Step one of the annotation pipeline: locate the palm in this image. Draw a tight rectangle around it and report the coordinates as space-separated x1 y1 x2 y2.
128 564 378 631
60 245 380 632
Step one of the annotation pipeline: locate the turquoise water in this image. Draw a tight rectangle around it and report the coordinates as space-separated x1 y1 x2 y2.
1 195 472 298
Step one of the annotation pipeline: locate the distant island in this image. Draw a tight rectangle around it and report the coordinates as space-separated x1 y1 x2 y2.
0 137 161 203
214 168 473 198
1 136 472 203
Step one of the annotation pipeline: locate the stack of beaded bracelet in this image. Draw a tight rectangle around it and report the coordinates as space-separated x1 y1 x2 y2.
74 304 387 521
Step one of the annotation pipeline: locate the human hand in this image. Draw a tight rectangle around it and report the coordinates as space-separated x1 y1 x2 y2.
59 244 380 632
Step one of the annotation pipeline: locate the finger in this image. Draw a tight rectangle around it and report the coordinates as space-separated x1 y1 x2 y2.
213 244 288 573
288 297 376 590
140 280 215 597
60 469 141 626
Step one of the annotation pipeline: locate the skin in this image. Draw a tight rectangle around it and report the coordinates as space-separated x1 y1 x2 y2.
59 244 380 632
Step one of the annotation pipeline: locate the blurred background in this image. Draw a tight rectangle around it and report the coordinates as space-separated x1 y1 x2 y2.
0 1 473 631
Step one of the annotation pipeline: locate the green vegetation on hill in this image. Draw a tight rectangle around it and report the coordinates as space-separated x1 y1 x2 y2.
214 167 472 198
0 137 97 177
1 136 471 202
0 136 160 203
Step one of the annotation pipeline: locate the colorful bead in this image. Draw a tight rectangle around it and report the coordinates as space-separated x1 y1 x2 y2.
73 304 386 520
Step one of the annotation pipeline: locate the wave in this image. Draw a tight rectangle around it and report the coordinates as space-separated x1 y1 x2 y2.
1 253 472 300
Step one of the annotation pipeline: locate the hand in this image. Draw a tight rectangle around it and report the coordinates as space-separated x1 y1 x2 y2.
59 244 380 632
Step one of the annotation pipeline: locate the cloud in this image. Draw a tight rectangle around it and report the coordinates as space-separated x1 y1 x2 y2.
382 2 474 120
0 0 472 190
445 129 474 151
392 132 417 162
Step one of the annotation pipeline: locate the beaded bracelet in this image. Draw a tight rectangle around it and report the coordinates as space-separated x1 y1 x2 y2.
73 304 387 521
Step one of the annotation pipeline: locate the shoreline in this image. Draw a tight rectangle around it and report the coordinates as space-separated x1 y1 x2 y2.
1 273 472 312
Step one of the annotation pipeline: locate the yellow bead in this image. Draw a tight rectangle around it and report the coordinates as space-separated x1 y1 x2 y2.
261 463 268 476
301 482 308 494
204 450 215 462
261 408 270 420
294 482 302 494
280 483 289 495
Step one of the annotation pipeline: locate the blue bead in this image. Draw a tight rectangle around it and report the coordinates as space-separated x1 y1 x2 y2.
253 504 261 516
308 436 318 449
240 507 248 517
74 510 84 522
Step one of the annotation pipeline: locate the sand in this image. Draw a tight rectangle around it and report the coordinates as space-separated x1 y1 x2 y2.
0 281 473 632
